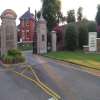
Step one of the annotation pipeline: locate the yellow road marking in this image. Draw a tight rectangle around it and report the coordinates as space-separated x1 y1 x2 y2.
2 62 61 100
13 70 60 100
21 67 28 74
29 66 61 99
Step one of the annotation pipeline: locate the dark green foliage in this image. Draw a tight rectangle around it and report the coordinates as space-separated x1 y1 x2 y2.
18 43 33 51
15 55 25 63
8 49 21 56
2 49 25 64
65 23 78 51
78 23 88 49
77 7 83 22
2 55 14 64
77 21 96 49
67 10 76 23
96 5 100 37
96 5 100 25
37 11 41 20
87 21 96 32
42 0 61 32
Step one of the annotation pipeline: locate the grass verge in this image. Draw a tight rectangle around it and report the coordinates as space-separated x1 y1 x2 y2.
44 51 100 70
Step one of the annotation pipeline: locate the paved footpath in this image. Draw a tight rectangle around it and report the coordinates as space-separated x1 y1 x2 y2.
0 66 49 100
24 51 100 100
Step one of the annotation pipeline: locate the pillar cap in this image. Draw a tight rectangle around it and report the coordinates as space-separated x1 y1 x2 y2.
1 9 17 19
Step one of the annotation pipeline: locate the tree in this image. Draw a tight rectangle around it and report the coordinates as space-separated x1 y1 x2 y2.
65 23 78 51
56 11 63 24
87 21 96 32
37 11 41 20
96 5 100 37
78 23 88 49
61 16 67 24
41 0 61 32
67 10 76 23
77 20 96 49
96 5 100 25
77 7 83 22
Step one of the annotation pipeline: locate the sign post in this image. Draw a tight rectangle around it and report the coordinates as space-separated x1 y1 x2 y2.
89 32 97 52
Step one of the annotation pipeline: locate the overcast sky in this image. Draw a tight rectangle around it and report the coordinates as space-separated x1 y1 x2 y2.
0 0 100 25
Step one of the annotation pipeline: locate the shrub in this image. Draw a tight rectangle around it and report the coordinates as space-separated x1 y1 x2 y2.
18 43 33 51
16 55 25 63
8 49 21 56
78 23 88 49
87 21 96 32
65 23 78 51
2 55 14 64
2 49 25 64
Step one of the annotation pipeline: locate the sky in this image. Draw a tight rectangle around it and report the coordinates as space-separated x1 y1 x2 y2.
0 0 100 25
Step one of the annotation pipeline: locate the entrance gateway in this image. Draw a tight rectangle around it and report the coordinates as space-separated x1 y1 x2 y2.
0 9 57 55
36 14 47 54
34 12 57 54
0 9 17 56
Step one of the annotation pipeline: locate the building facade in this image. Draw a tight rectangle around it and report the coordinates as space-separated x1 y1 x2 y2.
17 8 35 43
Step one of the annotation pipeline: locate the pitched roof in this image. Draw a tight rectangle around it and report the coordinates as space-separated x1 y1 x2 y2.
20 8 34 20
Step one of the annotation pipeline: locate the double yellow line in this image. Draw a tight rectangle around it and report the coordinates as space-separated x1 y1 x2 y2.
12 65 61 100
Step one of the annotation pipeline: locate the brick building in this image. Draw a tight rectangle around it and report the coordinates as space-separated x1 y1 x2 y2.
17 8 36 43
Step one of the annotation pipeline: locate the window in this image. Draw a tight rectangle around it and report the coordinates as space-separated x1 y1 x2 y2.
26 24 29 26
42 35 45 41
25 20 29 26
26 30 29 32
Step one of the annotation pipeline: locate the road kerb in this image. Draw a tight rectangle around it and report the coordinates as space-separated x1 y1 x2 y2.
43 55 100 71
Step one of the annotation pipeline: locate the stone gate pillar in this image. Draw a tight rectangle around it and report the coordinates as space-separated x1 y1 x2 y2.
0 9 17 55
36 14 47 54
51 31 56 52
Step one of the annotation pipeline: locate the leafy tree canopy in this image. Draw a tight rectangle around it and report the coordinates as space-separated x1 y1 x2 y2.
67 10 76 23
96 4 100 25
41 0 61 32
65 23 78 51
77 7 83 22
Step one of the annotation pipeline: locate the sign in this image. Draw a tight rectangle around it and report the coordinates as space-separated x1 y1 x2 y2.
89 32 97 52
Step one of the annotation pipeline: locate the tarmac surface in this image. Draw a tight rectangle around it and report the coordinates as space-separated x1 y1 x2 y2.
0 65 49 100
0 50 100 100
24 51 100 100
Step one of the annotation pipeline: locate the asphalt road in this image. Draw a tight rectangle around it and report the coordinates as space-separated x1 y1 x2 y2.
24 51 100 100
0 63 49 100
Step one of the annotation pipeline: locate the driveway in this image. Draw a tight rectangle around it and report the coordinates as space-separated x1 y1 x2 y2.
24 51 100 100
0 65 48 100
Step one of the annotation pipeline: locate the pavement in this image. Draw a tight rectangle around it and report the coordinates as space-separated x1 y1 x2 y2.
24 51 100 100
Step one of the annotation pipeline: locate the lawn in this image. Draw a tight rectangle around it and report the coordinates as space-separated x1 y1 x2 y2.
45 51 100 70
18 43 33 51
